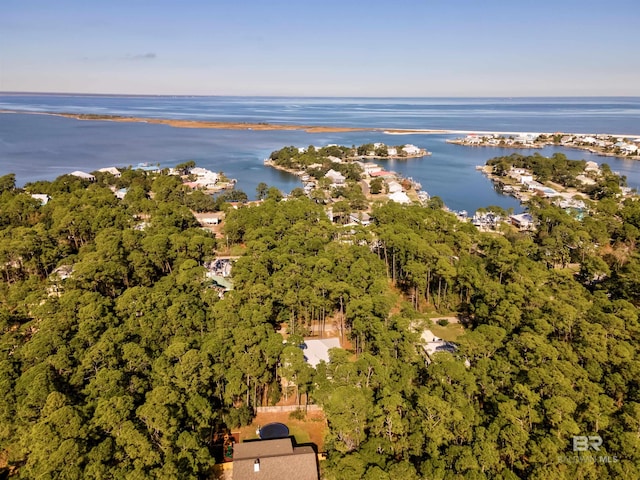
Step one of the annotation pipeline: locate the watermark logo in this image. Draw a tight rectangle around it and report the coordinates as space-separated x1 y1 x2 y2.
572 435 602 452
557 435 619 464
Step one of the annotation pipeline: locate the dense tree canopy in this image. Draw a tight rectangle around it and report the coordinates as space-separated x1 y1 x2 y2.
1 160 639 479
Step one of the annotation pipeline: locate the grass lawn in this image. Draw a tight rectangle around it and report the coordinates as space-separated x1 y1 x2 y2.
287 424 312 444
430 322 465 342
239 410 327 450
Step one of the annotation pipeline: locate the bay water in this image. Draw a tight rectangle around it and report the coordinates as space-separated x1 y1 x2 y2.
1 95 639 212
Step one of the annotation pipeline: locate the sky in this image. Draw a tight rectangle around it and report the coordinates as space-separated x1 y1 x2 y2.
2 0 639 97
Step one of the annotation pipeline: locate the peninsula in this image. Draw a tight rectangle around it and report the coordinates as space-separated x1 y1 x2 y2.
447 132 640 160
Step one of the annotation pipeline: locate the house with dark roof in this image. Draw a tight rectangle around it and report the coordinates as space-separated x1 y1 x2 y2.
232 437 319 480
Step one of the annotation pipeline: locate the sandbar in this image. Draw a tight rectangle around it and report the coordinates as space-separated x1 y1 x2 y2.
0 109 458 135
2 109 639 141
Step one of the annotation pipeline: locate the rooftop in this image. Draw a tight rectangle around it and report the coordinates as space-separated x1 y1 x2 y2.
233 438 318 480
302 338 341 368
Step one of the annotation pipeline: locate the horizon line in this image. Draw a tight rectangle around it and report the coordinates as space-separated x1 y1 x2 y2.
1 91 640 100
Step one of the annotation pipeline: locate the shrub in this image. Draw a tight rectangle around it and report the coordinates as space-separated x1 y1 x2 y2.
289 409 306 421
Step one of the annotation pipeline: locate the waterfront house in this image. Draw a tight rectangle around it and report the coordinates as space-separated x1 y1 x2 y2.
516 133 536 144
355 162 382 175
585 161 600 172
520 175 534 184
386 180 403 194
509 213 534 230
70 171 95 181
369 170 394 178
325 169 345 185
388 191 411 204
402 144 422 155
97 167 121 177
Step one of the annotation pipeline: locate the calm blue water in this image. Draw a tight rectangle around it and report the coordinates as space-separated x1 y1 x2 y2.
1 95 639 212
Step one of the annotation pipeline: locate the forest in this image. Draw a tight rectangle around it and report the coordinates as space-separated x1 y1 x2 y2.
0 158 639 479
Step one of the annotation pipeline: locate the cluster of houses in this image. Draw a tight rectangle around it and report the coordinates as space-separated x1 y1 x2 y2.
472 210 535 231
449 132 640 158
322 160 415 205
448 133 540 147
366 142 427 157
48 164 233 203
504 165 606 204
506 167 560 198
299 143 428 158
559 134 640 156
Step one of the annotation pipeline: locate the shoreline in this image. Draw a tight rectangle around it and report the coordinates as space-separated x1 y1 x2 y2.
2 109 640 157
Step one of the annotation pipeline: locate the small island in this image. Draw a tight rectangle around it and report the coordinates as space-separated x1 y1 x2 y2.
264 143 430 214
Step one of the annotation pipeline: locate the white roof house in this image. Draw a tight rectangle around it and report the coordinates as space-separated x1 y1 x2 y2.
388 191 411 204
30 194 50 205
302 338 342 368
355 162 382 175
98 167 121 177
188 168 220 189
520 175 534 184
386 180 403 194
402 144 422 155
585 161 600 172
421 330 455 358
510 213 534 230
69 171 95 181
325 169 345 185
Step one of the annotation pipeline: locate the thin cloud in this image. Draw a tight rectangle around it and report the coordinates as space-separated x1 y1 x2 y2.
79 53 157 62
126 53 157 61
